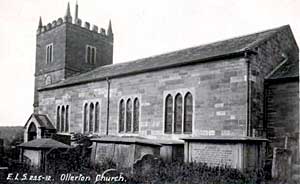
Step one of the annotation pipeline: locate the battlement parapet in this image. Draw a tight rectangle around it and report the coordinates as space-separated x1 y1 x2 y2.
36 2 113 41
37 19 112 39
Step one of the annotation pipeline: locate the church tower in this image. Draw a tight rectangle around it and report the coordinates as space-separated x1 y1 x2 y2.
33 2 114 112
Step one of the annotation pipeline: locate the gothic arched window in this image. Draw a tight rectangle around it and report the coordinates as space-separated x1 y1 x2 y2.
133 98 140 133
28 123 37 141
61 106 65 132
65 105 69 132
95 102 100 132
119 99 125 132
174 94 183 133
89 103 94 132
86 45 97 64
91 48 96 64
126 99 132 132
87 47 91 63
165 94 173 133
46 44 53 64
184 93 193 133
83 103 88 133
57 106 60 132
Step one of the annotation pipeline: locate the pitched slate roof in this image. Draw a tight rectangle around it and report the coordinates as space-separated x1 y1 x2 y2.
41 25 291 90
18 138 70 149
24 114 55 130
267 59 299 80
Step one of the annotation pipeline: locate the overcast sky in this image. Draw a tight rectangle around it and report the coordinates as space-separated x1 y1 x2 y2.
0 0 299 126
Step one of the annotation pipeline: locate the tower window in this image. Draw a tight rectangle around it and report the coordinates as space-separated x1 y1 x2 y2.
46 43 53 64
86 45 96 64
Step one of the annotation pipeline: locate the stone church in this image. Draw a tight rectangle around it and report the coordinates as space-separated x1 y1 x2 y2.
21 2 299 174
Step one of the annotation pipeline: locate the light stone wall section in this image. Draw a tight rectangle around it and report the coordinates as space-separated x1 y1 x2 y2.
38 57 248 140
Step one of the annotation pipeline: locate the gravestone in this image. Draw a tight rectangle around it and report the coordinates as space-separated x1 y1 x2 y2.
0 167 8 183
133 154 161 176
271 147 292 181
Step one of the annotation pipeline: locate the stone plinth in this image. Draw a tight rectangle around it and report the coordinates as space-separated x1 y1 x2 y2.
158 139 184 162
91 136 161 168
182 136 268 171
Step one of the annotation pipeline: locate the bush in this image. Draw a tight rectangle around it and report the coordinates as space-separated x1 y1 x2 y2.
5 157 265 184
125 161 265 184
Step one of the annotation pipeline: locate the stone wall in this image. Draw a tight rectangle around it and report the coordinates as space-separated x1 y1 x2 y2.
248 26 299 136
38 57 249 139
35 24 67 77
34 22 113 111
0 139 3 160
266 81 299 161
65 23 113 76
34 24 67 109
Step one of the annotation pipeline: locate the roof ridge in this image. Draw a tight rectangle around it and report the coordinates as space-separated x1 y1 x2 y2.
106 25 289 66
245 25 290 49
91 25 289 69
41 25 291 90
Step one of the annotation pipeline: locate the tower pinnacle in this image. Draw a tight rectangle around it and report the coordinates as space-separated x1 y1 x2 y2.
75 1 79 20
64 2 72 23
38 16 43 29
65 2 71 17
107 20 113 39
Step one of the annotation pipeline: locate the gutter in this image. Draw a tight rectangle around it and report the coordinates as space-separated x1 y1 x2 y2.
38 49 257 91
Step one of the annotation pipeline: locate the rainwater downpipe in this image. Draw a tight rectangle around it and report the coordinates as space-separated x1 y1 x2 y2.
245 52 252 137
106 77 110 135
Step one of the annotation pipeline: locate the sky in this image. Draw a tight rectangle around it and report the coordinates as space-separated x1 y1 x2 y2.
0 0 299 126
